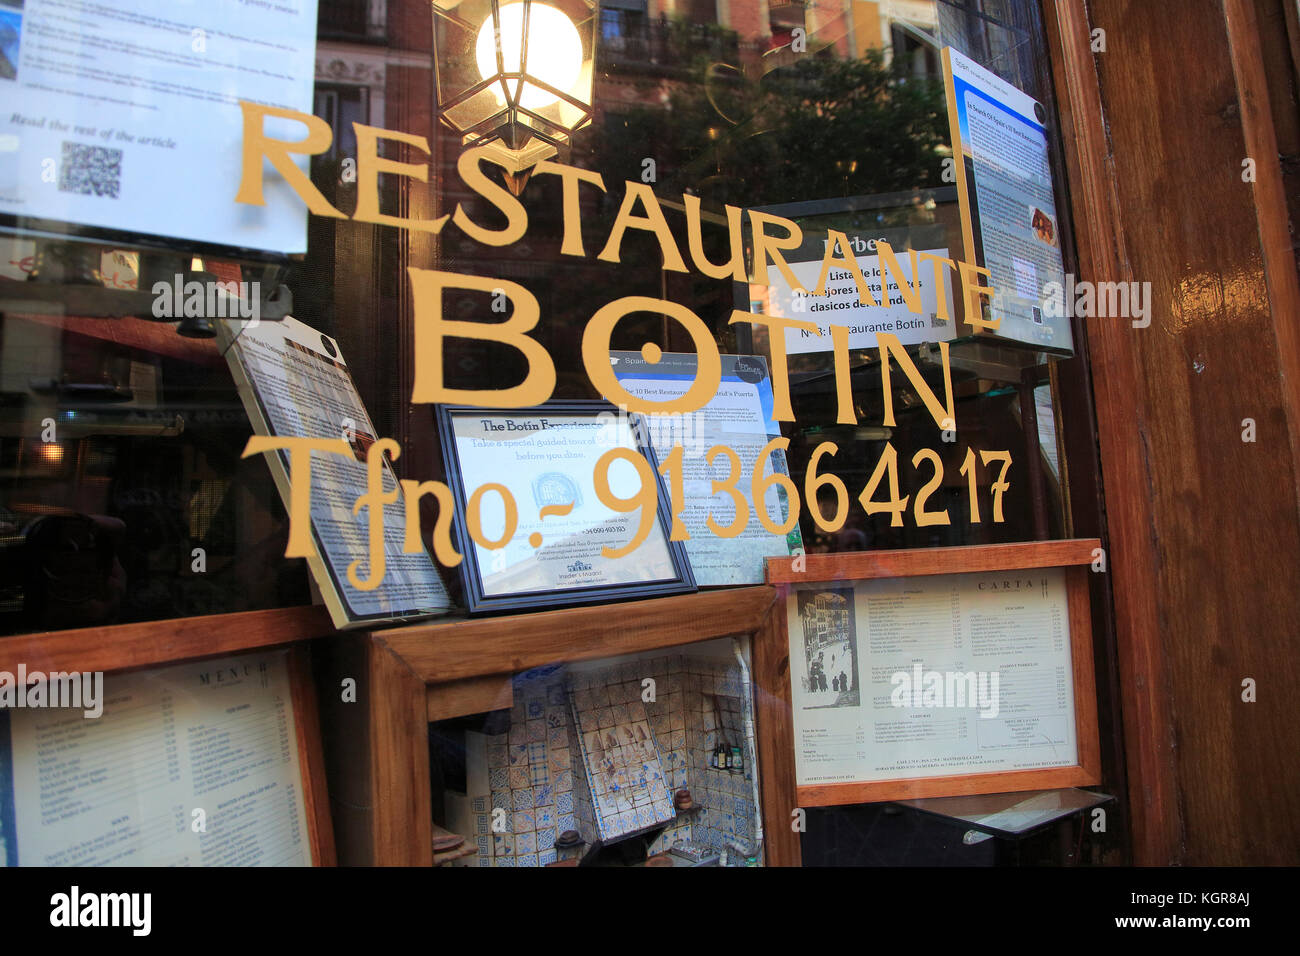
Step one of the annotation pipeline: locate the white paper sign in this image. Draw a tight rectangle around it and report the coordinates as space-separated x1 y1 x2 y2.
0 0 319 255
764 245 958 355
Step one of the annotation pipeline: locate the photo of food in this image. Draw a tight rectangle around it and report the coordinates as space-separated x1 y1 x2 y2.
1031 206 1057 246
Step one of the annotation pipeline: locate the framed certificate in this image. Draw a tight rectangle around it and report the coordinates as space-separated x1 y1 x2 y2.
436 401 696 614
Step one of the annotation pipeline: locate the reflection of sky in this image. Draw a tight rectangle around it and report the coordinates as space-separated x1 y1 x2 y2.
0 9 20 73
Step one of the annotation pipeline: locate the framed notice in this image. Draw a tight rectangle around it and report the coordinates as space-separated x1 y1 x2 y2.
766 540 1101 805
221 316 453 629
436 400 696 614
0 0 320 258
609 351 802 586
0 646 333 866
942 47 1074 355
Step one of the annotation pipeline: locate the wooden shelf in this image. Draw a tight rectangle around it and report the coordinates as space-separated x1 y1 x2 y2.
377 586 779 686
0 604 334 674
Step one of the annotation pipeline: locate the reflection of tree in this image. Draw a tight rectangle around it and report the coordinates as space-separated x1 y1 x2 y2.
588 46 949 210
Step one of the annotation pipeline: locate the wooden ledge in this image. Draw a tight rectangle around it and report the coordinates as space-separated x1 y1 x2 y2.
0 604 334 675
376 585 780 686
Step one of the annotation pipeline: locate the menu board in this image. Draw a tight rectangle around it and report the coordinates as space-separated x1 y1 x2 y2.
787 567 1078 788
0 0 319 256
221 315 452 628
0 651 312 866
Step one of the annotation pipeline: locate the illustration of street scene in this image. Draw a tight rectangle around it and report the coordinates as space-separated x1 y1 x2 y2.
796 587 860 709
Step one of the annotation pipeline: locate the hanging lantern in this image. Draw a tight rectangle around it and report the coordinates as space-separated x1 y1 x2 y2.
431 0 597 184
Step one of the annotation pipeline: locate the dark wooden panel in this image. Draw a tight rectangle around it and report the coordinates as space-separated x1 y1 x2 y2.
314 634 375 868
753 593 801 867
369 637 434 866
1071 0 1300 864
1042 0 1182 867
289 644 338 866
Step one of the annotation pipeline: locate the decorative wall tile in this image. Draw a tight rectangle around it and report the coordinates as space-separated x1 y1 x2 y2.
549 748 570 774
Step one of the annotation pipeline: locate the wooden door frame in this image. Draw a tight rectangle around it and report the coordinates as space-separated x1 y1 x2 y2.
1040 0 1300 864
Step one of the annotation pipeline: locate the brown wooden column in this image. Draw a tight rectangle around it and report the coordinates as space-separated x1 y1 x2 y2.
1047 0 1300 864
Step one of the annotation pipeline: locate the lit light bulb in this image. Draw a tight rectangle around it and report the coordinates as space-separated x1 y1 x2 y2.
475 2 582 110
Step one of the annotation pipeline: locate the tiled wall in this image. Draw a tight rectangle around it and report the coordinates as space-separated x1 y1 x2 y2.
457 648 760 866
475 676 576 867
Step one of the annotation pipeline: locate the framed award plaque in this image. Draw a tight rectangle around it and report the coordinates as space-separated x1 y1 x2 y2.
435 401 696 614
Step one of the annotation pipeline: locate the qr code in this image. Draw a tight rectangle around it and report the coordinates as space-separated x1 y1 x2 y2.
58 141 122 199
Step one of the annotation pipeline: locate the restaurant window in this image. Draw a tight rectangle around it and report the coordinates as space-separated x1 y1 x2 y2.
0 0 1118 867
